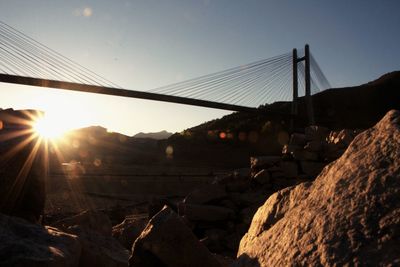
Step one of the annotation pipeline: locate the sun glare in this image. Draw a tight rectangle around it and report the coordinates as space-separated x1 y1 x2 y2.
33 115 66 139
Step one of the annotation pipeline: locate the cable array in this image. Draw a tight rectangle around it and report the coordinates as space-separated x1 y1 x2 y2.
296 51 331 98
0 21 120 88
149 53 294 107
0 20 332 108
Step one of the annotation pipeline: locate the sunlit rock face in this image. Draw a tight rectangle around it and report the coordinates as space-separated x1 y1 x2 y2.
236 110 400 266
0 109 46 223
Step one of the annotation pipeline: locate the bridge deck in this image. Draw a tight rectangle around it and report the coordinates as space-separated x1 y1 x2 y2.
0 73 258 113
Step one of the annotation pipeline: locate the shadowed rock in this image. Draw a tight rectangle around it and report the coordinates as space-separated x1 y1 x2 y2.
129 206 221 267
52 210 129 266
69 225 130 267
0 109 46 223
0 213 81 266
112 214 148 249
184 184 227 205
237 110 400 266
53 210 112 236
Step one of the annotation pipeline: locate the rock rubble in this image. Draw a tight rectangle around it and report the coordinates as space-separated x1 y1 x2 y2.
236 110 400 266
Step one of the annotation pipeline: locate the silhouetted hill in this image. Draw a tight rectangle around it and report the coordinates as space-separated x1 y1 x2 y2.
133 130 173 140
2 71 398 169
162 71 400 166
309 70 400 129
183 71 400 133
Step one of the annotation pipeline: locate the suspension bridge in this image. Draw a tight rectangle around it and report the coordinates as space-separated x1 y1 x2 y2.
0 21 331 125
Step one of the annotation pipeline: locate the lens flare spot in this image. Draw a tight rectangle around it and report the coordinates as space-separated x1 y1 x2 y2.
165 146 174 159
83 7 93 17
219 132 227 139
93 158 102 167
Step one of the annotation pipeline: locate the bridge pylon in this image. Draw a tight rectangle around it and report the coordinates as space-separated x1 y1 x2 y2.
291 44 315 131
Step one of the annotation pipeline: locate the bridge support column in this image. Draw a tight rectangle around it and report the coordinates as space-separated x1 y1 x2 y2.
292 44 315 130
304 44 315 125
290 48 298 132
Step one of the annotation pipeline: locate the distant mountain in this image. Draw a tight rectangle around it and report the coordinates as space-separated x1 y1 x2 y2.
133 130 173 140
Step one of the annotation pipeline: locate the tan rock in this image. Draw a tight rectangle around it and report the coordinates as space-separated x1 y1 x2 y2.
129 206 221 267
236 110 400 266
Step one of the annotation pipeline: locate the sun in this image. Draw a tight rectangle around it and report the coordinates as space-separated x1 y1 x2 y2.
33 114 67 139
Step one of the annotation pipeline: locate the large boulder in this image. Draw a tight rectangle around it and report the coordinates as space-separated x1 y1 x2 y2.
0 213 81 266
236 110 400 266
129 206 221 267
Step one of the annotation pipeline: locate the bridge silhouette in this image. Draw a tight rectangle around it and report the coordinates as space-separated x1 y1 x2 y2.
0 21 331 124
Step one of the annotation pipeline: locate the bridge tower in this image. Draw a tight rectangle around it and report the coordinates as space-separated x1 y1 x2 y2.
291 44 315 130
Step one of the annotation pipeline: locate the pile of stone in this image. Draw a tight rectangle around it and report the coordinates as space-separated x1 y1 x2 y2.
284 126 361 162
173 125 361 257
251 126 361 192
236 110 400 266
172 170 269 257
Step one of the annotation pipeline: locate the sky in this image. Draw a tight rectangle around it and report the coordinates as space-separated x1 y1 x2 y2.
0 0 399 136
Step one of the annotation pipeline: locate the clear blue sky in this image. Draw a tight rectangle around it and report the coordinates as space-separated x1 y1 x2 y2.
0 0 399 135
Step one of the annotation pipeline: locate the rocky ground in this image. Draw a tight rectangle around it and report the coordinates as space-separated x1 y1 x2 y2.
1 110 400 266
